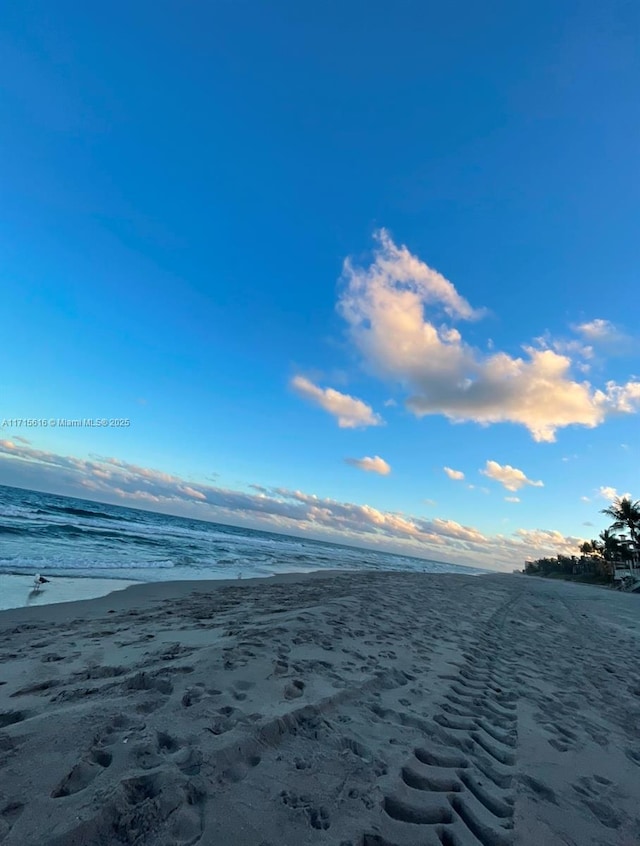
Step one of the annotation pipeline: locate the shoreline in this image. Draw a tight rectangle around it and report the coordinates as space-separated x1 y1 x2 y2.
0 563 490 616
0 567 497 621
0 568 370 623
1 570 638 845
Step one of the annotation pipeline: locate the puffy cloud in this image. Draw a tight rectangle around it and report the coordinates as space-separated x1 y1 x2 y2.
575 319 612 341
340 228 482 323
599 486 618 501
597 485 631 502
0 439 587 571
513 528 583 558
480 460 544 493
444 466 465 481
535 332 594 361
603 381 640 413
290 375 382 429
337 231 640 441
554 340 593 359
345 455 391 475
504 496 520 503
429 518 487 544
574 319 628 347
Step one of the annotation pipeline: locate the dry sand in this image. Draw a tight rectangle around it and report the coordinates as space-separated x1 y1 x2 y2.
0 571 639 846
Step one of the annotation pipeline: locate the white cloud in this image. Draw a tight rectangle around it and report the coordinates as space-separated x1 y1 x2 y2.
443 466 464 480
580 496 591 503
556 340 593 359
423 498 437 506
178 485 207 501
603 381 640 413
597 485 631 502
504 496 520 503
574 319 627 346
430 517 487 544
480 460 544 492
535 332 594 361
383 398 397 407
340 228 483 323
599 486 618 501
290 375 382 428
337 231 640 442
345 455 391 475
514 528 583 559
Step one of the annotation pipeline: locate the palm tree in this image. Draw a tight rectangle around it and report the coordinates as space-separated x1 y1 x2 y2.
598 529 622 560
597 529 622 579
589 538 604 556
602 496 640 567
601 496 640 548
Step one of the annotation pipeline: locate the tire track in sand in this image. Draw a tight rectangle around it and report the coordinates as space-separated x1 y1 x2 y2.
363 592 521 846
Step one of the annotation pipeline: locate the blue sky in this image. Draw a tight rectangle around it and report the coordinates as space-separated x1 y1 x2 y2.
1 1 638 570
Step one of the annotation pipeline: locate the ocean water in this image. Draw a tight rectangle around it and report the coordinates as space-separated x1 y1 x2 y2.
0 484 482 610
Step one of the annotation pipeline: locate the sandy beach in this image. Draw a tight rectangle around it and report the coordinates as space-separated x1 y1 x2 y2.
1 571 639 846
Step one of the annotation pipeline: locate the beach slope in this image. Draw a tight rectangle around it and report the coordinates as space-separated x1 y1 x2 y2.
1 571 639 846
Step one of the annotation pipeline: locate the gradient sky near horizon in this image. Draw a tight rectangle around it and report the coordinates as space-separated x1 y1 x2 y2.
1 1 639 571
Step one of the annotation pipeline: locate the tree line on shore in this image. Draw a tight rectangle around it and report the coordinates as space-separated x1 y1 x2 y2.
524 496 640 582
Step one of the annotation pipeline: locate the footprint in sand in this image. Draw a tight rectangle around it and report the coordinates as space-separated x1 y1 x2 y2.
205 708 238 735
518 774 558 804
284 679 305 700
220 754 261 784
0 710 32 728
51 747 113 797
123 671 173 696
135 697 165 715
279 791 330 830
569 776 623 830
625 747 640 767
174 746 203 776
121 773 162 805
181 687 204 707
273 659 289 676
